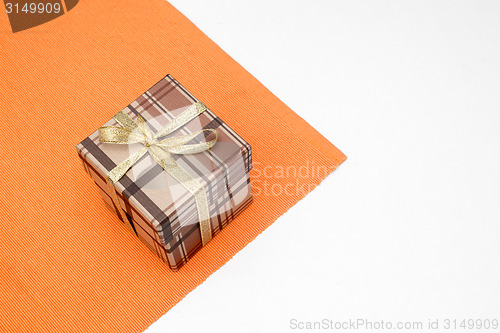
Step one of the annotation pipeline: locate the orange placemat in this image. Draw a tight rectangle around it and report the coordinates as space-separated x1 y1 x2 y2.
0 1 346 332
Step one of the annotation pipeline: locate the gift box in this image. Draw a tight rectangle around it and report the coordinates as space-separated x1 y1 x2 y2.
76 75 253 271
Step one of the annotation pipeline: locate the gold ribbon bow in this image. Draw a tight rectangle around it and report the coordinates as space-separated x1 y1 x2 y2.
99 102 218 246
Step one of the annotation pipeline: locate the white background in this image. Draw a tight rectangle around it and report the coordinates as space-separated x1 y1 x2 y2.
147 1 500 332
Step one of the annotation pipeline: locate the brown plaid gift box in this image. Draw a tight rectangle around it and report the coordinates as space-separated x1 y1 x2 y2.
76 75 253 271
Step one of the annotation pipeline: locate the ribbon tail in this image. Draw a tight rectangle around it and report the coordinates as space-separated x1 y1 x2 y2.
149 145 212 245
161 162 212 245
106 178 135 233
106 147 149 233
107 147 149 183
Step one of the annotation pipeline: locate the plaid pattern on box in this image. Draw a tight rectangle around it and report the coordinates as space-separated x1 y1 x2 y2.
76 75 253 271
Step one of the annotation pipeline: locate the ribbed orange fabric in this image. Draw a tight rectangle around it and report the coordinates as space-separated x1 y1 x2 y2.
0 1 346 332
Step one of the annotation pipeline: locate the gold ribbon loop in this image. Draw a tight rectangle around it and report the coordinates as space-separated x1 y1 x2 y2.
99 102 217 245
